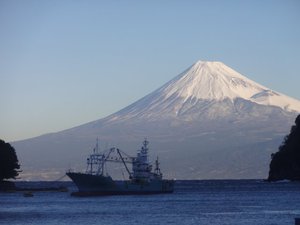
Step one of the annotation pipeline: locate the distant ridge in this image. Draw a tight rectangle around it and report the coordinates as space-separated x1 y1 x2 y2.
14 60 300 180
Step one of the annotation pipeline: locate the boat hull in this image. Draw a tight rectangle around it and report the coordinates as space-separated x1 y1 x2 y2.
67 172 174 196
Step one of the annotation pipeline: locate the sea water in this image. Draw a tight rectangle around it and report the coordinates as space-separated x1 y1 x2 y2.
0 180 300 225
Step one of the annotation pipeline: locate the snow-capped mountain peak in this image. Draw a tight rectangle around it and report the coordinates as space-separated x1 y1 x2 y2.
151 60 300 111
159 60 267 102
107 60 300 122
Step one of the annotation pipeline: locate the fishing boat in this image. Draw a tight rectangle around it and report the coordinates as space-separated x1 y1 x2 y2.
67 139 174 196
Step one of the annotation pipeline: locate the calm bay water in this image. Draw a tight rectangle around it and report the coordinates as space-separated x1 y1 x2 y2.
0 180 300 225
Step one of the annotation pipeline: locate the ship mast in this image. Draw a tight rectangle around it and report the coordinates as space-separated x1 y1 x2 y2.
154 157 162 177
116 148 132 178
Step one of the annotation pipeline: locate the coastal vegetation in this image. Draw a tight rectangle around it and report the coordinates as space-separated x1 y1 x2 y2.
0 139 20 190
268 114 300 181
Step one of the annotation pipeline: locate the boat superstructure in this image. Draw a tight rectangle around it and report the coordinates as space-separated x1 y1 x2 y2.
67 139 174 196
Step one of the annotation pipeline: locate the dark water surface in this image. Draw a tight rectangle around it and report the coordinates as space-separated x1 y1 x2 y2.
0 180 299 225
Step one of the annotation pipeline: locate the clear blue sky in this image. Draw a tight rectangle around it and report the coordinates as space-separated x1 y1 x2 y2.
0 0 299 141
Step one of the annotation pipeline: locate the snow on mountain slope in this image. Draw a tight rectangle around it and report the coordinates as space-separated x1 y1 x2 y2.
250 89 300 112
159 61 267 101
166 61 300 110
106 61 300 122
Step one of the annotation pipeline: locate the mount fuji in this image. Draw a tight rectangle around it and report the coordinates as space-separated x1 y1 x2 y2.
13 61 300 180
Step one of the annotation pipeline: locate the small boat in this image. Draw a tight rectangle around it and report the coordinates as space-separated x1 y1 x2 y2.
67 139 174 196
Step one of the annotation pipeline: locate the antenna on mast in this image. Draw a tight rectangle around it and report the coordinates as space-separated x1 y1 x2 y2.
94 138 99 153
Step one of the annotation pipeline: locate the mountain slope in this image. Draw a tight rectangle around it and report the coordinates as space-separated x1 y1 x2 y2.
13 61 300 180
102 61 300 123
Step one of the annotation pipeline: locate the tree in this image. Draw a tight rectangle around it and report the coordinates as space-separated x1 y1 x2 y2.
268 114 300 181
0 139 20 181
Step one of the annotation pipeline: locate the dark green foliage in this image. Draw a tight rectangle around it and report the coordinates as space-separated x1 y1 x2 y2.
268 115 300 181
0 140 20 181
